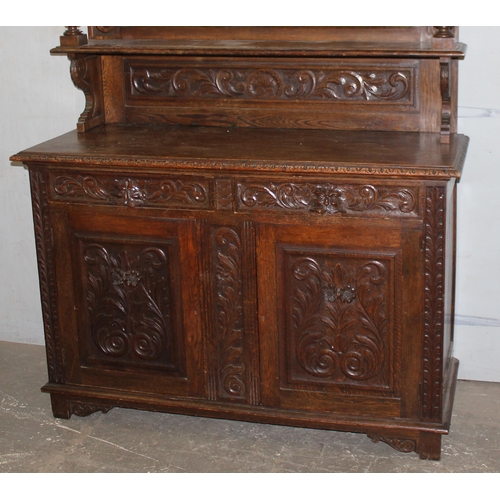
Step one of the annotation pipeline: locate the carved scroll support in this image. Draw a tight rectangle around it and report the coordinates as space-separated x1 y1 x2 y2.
69 54 105 132
60 26 88 47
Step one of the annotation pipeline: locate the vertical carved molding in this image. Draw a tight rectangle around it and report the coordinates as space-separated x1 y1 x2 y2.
213 227 246 400
241 222 261 405
422 186 446 421
210 224 260 404
440 59 452 143
215 179 234 211
29 170 64 383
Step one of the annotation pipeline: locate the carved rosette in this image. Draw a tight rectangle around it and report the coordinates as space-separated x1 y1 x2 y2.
130 65 411 102
50 173 209 209
422 186 446 421
213 228 246 399
82 243 177 369
287 255 390 387
238 182 418 217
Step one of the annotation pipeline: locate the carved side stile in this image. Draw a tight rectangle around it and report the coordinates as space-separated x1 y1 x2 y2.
29 170 64 383
422 186 446 421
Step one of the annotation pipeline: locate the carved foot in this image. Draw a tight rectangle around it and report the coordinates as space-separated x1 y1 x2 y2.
50 394 113 419
368 431 442 460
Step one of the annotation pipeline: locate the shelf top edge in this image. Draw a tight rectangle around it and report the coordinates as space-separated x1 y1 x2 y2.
50 40 467 59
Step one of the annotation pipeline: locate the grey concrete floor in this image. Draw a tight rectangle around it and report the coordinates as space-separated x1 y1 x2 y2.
1 340 499 473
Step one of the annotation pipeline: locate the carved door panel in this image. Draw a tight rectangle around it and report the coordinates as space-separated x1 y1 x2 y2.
257 222 423 418
53 209 205 398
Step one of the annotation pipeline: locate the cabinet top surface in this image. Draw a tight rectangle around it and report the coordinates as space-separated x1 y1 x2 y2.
12 125 468 178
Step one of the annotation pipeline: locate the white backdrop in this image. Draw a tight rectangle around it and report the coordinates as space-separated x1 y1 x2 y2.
1 26 499 381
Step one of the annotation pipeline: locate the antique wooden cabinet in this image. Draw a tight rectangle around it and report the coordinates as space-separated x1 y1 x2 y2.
11 26 468 460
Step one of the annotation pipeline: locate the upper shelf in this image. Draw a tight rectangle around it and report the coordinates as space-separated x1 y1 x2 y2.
46 27 467 139
52 26 466 59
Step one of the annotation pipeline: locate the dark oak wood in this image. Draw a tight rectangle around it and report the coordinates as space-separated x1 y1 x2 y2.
11 26 468 460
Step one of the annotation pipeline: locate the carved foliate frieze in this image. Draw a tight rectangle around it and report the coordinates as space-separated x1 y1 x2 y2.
284 252 394 390
129 63 412 103
238 181 419 217
81 242 180 371
49 173 210 209
422 186 446 421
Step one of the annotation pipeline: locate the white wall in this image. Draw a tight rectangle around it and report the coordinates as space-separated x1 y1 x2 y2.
453 27 500 382
0 27 82 344
1 27 499 381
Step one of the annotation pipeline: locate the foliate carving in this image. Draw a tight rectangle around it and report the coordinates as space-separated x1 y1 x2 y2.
50 173 209 209
70 402 113 417
369 435 416 453
287 255 389 386
422 186 446 421
130 65 411 102
213 228 246 398
83 243 176 368
238 182 418 217
29 170 64 384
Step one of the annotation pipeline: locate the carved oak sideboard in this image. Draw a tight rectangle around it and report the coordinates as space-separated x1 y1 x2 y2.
11 26 468 460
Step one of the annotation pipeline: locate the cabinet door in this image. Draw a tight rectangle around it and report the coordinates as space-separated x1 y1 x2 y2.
257 222 422 419
52 209 205 398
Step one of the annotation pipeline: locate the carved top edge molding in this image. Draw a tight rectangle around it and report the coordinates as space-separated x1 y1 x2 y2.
13 154 465 179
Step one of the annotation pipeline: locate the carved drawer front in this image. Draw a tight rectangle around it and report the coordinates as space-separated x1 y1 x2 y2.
236 179 422 218
257 223 409 417
53 210 205 397
48 171 212 210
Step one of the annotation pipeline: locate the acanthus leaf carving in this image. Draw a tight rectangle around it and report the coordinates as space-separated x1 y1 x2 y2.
83 243 177 368
213 228 246 399
130 65 411 103
50 173 209 209
288 255 389 386
239 182 418 216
